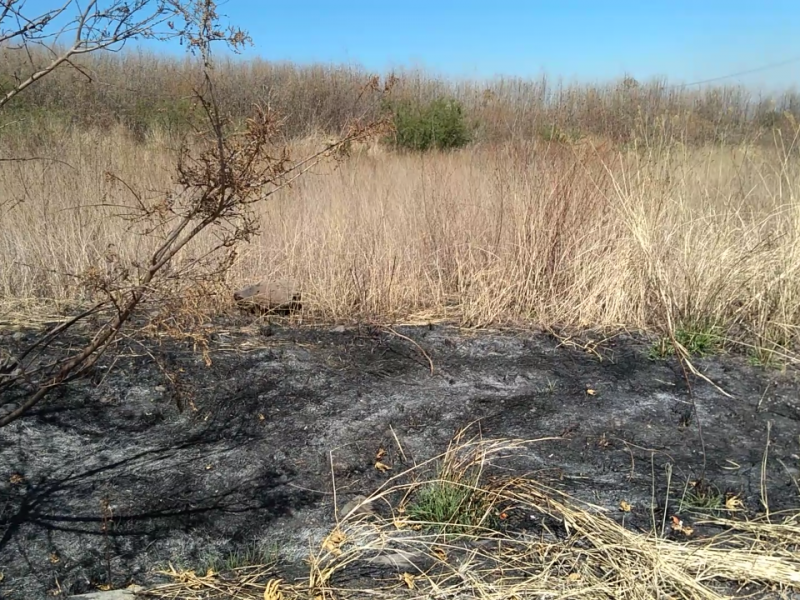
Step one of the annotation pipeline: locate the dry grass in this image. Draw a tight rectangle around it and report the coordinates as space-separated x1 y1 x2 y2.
147 429 800 600
2 123 799 358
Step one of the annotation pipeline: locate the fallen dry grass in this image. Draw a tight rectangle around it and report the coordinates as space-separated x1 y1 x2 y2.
147 430 800 600
1 124 799 357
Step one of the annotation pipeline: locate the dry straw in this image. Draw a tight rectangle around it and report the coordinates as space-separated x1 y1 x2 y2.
150 429 799 600
3 127 799 361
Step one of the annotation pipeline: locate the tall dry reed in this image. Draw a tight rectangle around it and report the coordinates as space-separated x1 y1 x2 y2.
2 123 798 356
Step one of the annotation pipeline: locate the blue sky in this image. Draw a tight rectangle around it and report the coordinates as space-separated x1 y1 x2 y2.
13 1 800 88
213 0 800 88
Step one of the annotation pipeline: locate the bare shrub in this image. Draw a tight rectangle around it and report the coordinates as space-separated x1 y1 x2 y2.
0 1 391 427
3 42 800 145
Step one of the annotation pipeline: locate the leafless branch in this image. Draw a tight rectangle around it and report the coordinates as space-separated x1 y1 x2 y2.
0 0 216 109
0 1 392 428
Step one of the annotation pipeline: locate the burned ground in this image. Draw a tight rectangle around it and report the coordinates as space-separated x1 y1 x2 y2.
0 321 798 598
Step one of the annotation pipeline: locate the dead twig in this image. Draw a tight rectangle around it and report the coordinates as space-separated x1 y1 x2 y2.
382 326 435 374
0 1 393 427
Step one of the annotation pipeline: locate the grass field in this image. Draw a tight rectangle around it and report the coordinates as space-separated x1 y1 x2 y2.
1 52 799 362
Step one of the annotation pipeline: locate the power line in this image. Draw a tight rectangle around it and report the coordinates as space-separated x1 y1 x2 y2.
675 55 800 89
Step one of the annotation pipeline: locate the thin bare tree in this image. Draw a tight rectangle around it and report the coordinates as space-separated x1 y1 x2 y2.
0 0 392 427
1 0 208 108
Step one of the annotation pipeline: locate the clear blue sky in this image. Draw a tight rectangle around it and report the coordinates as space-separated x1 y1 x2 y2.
212 0 800 89
15 1 800 88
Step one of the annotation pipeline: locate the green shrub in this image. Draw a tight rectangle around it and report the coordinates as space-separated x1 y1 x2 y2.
388 96 471 151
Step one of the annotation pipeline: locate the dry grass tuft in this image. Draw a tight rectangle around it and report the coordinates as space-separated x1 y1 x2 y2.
148 428 800 600
2 124 799 359
146 563 285 599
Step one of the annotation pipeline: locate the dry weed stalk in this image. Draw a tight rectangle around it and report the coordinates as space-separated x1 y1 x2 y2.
151 428 800 599
302 429 800 600
2 125 799 354
0 1 392 428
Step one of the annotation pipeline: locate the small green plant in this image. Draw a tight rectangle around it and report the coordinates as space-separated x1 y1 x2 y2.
406 477 494 533
678 479 740 515
193 542 278 575
648 337 671 360
681 484 723 512
650 323 724 359
748 347 781 369
676 326 723 356
404 434 498 535
387 96 471 151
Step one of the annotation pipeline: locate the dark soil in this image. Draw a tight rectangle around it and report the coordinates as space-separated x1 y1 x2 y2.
1 320 799 598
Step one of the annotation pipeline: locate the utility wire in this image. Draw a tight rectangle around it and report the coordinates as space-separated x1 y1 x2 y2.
674 55 800 89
